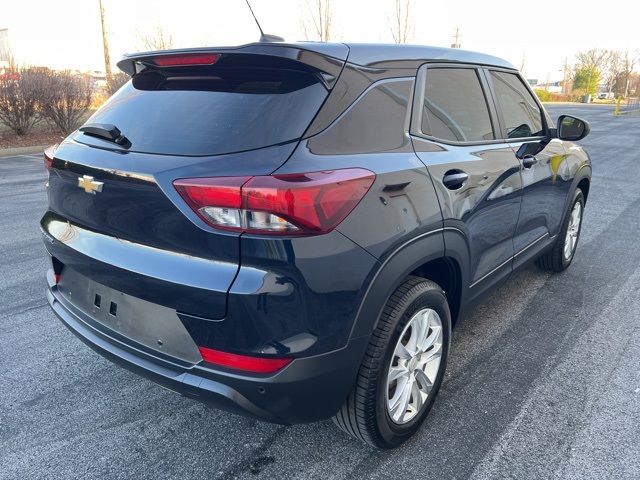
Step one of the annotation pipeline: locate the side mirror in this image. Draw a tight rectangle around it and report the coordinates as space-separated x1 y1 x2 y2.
557 115 590 141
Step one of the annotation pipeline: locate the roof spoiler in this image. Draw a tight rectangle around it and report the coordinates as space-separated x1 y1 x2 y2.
116 42 349 88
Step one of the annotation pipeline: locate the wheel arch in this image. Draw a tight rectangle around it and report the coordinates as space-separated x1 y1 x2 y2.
410 256 462 324
349 227 470 340
577 176 590 203
566 164 592 213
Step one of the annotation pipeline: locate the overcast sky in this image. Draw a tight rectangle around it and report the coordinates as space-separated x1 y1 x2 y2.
3 0 638 80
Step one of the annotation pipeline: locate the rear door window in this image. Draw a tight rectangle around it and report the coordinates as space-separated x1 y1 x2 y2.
79 65 328 156
490 71 544 139
421 67 495 143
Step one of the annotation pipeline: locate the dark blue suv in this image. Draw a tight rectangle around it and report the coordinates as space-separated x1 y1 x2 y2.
42 42 591 448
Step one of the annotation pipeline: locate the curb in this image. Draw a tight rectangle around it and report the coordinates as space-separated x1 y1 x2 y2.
0 145 47 157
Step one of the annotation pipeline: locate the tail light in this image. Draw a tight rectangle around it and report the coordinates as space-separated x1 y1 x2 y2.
174 168 375 235
150 53 220 67
44 145 56 171
198 346 291 374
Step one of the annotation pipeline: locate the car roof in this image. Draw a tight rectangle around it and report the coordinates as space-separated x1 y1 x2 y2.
250 41 516 70
340 42 517 70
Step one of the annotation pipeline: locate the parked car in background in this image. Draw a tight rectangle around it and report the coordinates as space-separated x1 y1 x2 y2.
597 91 614 100
41 42 591 448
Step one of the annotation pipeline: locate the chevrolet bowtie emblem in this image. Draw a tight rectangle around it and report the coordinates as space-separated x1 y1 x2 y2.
77 175 104 194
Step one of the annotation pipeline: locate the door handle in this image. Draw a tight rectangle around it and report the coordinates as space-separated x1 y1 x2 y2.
522 156 538 169
443 170 469 190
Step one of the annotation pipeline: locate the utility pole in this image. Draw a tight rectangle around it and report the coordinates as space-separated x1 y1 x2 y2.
562 57 569 95
545 71 551 92
451 27 461 49
99 0 112 77
624 76 630 98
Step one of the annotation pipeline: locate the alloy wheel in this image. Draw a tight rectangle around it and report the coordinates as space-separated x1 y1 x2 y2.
564 201 582 261
386 308 443 424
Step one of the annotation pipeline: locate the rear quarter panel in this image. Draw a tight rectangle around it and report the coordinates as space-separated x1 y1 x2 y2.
219 76 446 354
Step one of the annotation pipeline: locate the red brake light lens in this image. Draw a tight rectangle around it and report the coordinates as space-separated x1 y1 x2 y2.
174 176 248 210
44 145 56 171
173 169 375 235
243 170 375 233
151 53 220 67
198 347 292 374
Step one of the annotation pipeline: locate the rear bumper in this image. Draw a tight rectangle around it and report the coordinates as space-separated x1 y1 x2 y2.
42 211 379 357
47 284 368 424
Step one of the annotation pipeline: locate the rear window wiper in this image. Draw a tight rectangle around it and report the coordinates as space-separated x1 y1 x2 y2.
79 123 131 148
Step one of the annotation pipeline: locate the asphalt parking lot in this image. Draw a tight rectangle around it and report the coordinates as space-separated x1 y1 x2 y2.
1 104 639 479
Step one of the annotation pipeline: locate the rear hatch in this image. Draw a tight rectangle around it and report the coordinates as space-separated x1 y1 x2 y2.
43 45 346 320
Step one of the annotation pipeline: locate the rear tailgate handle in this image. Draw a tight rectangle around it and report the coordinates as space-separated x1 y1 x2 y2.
443 170 469 190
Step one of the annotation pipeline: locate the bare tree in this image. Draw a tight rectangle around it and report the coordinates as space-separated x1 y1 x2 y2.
620 50 638 98
0 66 48 135
603 50 623 95
40 71 93 134
301 0 332 42
575 48 609 71
139 26 174 51
562 58 573 95
106 72 129 95
388 0 413 44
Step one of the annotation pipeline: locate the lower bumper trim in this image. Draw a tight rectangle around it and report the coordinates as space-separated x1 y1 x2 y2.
47 287 368 424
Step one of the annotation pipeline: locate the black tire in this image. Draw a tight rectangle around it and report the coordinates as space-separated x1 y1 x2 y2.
333 275 451 449
536 189 585 272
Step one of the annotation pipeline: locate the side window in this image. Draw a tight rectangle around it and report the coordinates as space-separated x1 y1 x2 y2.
308 79 413 154
421 67 495 143
490 71 544 139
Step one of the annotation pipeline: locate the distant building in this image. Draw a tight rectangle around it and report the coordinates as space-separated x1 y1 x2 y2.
0 28 10 70
533 80 563 94
526 78 538 87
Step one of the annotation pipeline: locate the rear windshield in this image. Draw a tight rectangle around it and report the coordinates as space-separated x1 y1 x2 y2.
79 65 328 156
